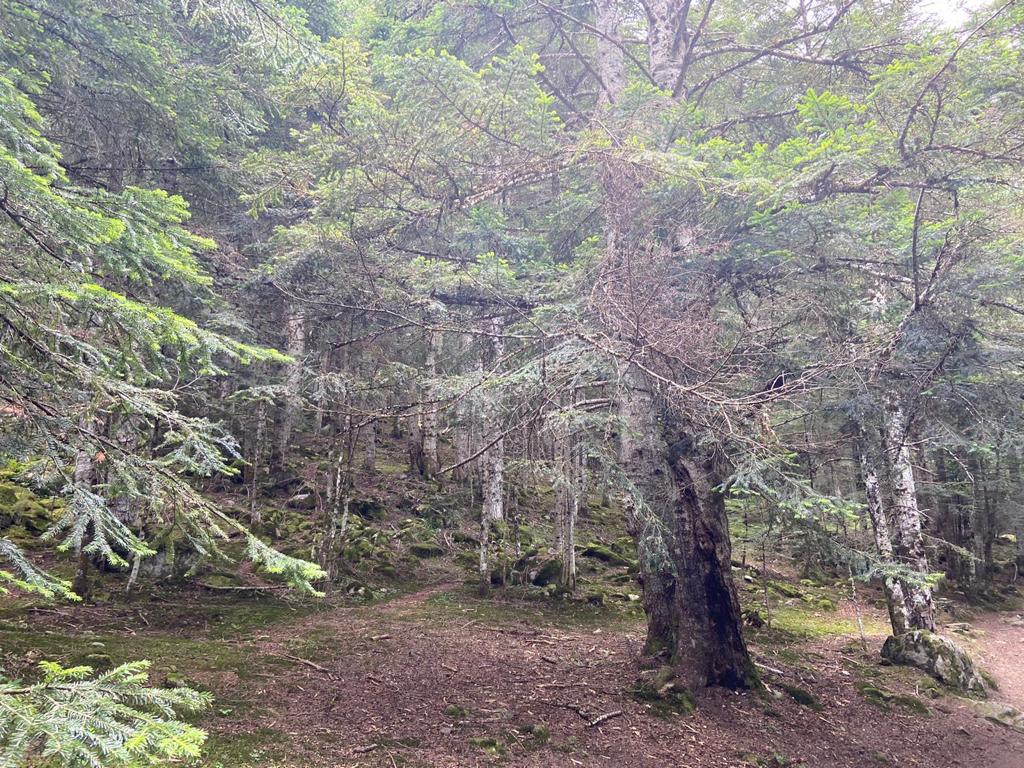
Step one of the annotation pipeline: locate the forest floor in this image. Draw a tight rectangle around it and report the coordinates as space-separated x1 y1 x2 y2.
2 569 1024 768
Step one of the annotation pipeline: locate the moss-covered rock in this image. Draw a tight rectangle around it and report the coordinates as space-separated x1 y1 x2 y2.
580 543 635 568
530 558 562 587
0 482 59 534
880 630 988 696
409 542 445 558
767 580 804 599
974 701 1024 732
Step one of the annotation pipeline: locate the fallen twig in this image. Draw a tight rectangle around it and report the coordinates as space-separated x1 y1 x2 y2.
586 710 623 728
274 653 332 674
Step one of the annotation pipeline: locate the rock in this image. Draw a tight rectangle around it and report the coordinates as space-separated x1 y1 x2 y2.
530 558 562 587
974 701 1024 732
409 542 444 558
880 630 989 696
579 542 635 568
945 622 974 636
285 492 317 510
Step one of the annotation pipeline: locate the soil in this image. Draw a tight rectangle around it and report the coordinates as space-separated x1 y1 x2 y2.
8 577 1022 768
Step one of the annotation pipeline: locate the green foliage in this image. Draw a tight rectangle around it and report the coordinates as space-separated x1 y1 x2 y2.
0 661 210 767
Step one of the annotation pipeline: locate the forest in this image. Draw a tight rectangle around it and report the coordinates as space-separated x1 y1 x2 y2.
1 0 1023 765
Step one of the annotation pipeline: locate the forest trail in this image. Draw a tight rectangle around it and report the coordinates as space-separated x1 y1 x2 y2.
178 584 1024 767
971 611 1024 709
6 580 1024 766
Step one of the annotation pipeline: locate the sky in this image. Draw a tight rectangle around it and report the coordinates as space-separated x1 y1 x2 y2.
918 0 989 27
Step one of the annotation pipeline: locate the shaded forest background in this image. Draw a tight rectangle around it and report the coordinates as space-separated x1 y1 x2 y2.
1 0 1024 765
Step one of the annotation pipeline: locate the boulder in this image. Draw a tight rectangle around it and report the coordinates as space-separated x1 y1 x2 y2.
974 701 1024 732
880 630 988 696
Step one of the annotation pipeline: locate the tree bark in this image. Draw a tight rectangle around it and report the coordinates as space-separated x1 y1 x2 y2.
278 305 305 468
479 320 505 592
421 325 441 478
858 441 909 635
881 394 935 631
619 369 754 689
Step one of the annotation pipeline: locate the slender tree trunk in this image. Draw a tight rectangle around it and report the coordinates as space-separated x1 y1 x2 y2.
553 425 578 591
858 441 909 635
278 306 305 468
72 444 94 601
421 325 441 478
478 320 505 593
249 401 266 528
882 395 935 631
363 418 377 472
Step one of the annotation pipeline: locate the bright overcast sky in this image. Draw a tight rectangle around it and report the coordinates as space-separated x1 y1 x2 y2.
918 0 989 27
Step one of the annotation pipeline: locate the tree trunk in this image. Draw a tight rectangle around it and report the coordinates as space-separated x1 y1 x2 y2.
72 445 94 601
553 426 578 591
421 325 441 478
278 305 305 468
363 418 377 472
858 441 909 635
618 370 754 689
478 321 505 593
882 395 935 631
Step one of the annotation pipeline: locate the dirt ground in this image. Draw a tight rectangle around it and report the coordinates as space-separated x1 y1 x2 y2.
3 579 1024 768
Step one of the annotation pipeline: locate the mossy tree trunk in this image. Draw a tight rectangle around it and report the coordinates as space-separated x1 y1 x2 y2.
619 372 755 690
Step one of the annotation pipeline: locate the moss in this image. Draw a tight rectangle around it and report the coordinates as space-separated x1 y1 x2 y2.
444 704 471 719
856 683 930 715
516 723 550 745
579 543 635 568
469 736 507 757
766 604 887 639
531 558 562 587
409 542 445 558
778 682 822 711
203 728 289 767
766 580 804 599
630 668 696 716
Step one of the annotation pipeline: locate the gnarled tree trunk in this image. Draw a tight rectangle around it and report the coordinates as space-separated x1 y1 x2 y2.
619 370 755 690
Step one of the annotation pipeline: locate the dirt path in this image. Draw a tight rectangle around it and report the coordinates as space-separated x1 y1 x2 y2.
202 587 1024 767
969 611 1024 708
9 583 1024 767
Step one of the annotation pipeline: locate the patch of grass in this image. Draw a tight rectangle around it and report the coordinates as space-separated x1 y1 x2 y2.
203 727 290 767
469 735 507 757
762 604 886 639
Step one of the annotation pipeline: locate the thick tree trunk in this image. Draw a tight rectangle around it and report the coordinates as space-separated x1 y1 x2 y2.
882 395 935 631
858 442 910 635
619 370 754 689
